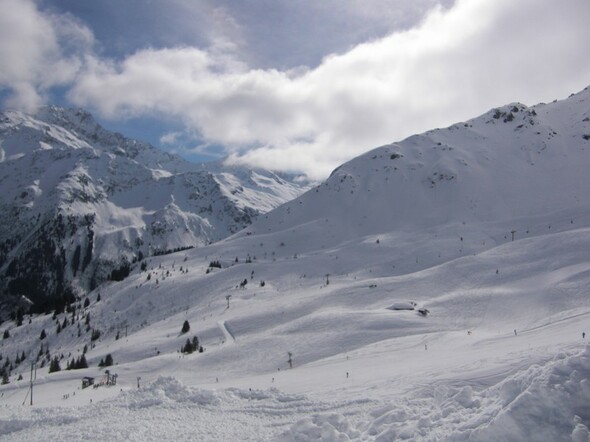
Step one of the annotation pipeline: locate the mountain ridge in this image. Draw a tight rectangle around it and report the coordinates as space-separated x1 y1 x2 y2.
237 86 590 248
0 106 308 311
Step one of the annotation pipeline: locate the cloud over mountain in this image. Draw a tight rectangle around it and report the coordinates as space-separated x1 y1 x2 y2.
2 0 590 179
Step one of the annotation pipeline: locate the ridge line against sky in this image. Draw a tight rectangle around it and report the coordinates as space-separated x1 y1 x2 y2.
1 0 589 179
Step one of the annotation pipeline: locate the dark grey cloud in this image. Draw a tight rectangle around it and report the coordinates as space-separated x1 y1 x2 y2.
44 0 452 69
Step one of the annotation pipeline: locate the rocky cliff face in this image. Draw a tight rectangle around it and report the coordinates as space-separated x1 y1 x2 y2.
0 107 307 311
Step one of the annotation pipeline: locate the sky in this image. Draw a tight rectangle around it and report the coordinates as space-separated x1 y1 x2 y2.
1 0 589 179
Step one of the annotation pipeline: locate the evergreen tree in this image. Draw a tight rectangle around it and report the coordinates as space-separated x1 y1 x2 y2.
83 297 90 308
91 328 101 341
181 336 201 354
78 354 88 369
181 320 190 334
3 329 9 339
104 353 113 367
15 309 24 326
39 329 46 340
182 338 193 354
99 354 114 367
48 356 61 373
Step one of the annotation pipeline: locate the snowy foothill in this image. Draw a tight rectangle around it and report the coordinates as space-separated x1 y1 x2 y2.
1 88 590 440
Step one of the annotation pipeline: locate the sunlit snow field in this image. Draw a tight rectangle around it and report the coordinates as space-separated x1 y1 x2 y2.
2 89 590 440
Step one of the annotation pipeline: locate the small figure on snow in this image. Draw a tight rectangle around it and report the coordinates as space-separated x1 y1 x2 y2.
514 329 517 336
583 332 586 339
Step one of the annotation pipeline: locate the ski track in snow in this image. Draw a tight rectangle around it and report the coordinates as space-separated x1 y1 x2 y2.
217 320 236 344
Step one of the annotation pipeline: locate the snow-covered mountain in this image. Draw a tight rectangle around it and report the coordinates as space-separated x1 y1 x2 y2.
0 106 308 311
239 86 590 249
1 88 590 441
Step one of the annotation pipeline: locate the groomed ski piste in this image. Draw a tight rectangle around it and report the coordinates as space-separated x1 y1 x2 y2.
1 223 589 441
1 88 590 441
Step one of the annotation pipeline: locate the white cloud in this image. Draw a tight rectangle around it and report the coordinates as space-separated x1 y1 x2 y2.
160 131 182 146
0 0 92 110
68 0 590 179
3 0 590 179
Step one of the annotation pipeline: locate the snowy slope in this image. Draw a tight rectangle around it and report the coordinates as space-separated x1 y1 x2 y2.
0 107 308 310
1 88 590 441
239 86 590 248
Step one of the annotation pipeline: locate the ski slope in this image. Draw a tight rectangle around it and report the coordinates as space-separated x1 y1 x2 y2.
1 218 588 441
1 88 590 440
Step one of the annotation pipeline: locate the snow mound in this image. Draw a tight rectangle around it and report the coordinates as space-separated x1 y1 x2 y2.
0 377 367 441
283 346 590 441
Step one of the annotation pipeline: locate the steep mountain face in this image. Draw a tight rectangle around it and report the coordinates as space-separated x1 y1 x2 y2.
237 86 590 252
0 107 307 311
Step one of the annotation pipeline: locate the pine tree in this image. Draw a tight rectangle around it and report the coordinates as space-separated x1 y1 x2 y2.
91 329 101 341
104 354 113 367
3 329 9 339
181 336 201 354
48 356 61 373
79 354 89 369
182 338 193 354
75 354 88 369
181 320 190 334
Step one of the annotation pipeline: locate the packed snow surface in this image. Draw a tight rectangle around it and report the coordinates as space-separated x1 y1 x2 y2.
1 88 590 440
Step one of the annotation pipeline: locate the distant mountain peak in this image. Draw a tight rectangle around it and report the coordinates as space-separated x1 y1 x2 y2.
0 106 308 312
